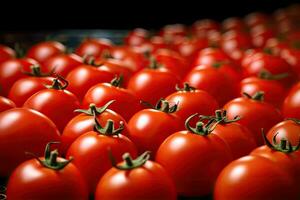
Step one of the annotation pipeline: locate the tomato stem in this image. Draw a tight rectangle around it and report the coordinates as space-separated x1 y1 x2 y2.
258 70 289 80
45 74 68 90
93 118 124 136
175 82 195 92
110 75 124 87
109 151 151 170
155 99 178 113
243 91 264 101
75 100 115 116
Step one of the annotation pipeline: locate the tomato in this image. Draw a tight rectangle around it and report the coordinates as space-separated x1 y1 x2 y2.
214 155 298 200
128 99 184 156
159 24 187 38
127 61 180 105
165 83 218 123
156 114 232 196
66 63 115 101
267 119 300 146
281 48 300 78
191 48 231 68
221 30 252 53
60 100 129 155
282 82 300 119
244 12 269 28
23 75 80 132
42 53 82 77
124 28 149 46
0 108 60 177
222 17 245 32
250 24 275 48
192 19 220 37
240 72 287 108
0 96 16 112
265 38 289 56
95 151 176 200
183 65 237 106
6 142 88 200
66 118 137 193
0 45 15 63
0 58 39 96
224 92 283 145
82 76 142 122
75 38 112 58
27 41 66 63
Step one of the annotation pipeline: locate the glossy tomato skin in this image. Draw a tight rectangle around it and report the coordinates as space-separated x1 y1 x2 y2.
8 77 54 107
156 131 232 197
42 53 82 77
0 58 39 96
0 96 16 112
281 48 300 78
23 88 80 132
0 108 60 177
6 158 88 200
95 160 177 200
61 108 128 155
66 65 115 101
27 41 66 63
66 131 137 193
240 77 287 108
128 109 183 156
282 82 300 119
76 38 112 58
82 83 142 122
214 155 298 200
224 97 283 145
191 48 231 68
0 45 15 63
267 120 300 146
127 68 180 105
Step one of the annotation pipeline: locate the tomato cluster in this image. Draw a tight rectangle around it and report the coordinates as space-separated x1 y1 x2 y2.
1 4 300 200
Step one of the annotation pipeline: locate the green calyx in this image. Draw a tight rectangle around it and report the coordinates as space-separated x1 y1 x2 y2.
243 91 264 101
200 109 240 124
83 55 103 67
148 57 162 69
75 100 115 116
285 118 300 125
262 130 300 153
110 75 124 87
185 113 219 136
45 74 68 90
263 48 273 55
109 151 151 170
258 70 289 80
27 142 73 170
175 82 196 92
14 43 25 58
23 65 54 77
140 98 178 113
94 117 124 136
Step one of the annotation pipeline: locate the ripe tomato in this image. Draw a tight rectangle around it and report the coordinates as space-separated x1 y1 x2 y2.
214 155 298 200
192 19 220 37
23 75 80 132
267 119 300 146
66 119 137 193
244 12 269 28
221 30 252 53
191 48 231 68
95 151 176 200
156 114 232 196
222 17 245 32
281 48 300 78
42 53 82 77
224 92 283 145
0 108 60 177
82 76 142 122
6 142 88 200
282 82 300 119
124 28 149 46
0 96 16 112
0 58 39 96
128 99 184 156
75 38 112 58
0 45 15 63
127 61 180 105
60 101 129 155
66 63 115 101
27 41 66 63
250 24 275 48
165 83 219 122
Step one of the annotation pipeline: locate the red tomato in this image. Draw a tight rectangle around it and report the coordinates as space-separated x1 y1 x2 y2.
42 53 82 77
183 65 237 106
173 38 209 61
267 119 300 146
124 28 149 46
6 142 88 200
222 17 245 31
159 24 187 37
165 83 219 122
0 108 60 177
214 155 298 200
244 12 269 28
221 30 252 53
156 114 232 196
82 76 142 122
23 76 80 132
95 151 176 200
128 99 184 156
27 41 66 63
127 61 180 105
0 45 15 63
60 101 129 155
76 38 112 58
281 48 300 78
66 119 137 193
191 48 231 68
66 63 115 101
224 92 283 145
282 82 300 119
250 24 275 48
0 96 16 112
265 38 289 56
0 58 39 96
192 19 220 37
